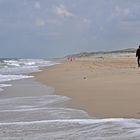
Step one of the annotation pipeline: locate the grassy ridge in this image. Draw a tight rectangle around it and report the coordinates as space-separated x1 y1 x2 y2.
66 48 136 58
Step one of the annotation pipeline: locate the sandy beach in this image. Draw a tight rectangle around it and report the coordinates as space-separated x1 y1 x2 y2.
34 53 140 119
1 55 140 139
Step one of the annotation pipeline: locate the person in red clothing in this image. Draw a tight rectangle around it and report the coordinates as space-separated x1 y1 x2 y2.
136 46 140 67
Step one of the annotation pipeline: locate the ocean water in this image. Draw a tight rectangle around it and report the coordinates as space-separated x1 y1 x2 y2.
0 58 55 91
0 58 140 140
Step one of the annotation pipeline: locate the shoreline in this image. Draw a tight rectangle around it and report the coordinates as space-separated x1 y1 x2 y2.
33 54 140 119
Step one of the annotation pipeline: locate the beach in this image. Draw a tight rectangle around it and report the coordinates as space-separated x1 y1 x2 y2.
1 56 140 139
1 0 140 138
34 53 140 119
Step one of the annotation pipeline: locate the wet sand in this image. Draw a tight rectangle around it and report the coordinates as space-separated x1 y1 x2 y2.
0 79 93 139
33 53 140 119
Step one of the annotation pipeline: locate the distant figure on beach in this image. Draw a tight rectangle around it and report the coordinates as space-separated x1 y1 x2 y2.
136 45 140 67
67 56 74 62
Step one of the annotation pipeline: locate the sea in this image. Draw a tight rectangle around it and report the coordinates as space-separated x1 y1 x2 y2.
0 58 140 140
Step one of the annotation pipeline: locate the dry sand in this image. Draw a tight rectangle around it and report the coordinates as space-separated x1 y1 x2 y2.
33 53 140 119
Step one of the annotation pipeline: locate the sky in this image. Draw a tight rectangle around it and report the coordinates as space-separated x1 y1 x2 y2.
0 0 140 58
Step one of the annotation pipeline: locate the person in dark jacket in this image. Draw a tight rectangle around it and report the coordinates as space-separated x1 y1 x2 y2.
136 46 140 67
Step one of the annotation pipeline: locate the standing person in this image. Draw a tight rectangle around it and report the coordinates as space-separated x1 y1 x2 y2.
136 45 140 67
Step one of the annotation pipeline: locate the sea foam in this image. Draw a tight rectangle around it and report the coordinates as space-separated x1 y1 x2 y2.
0 58 56 91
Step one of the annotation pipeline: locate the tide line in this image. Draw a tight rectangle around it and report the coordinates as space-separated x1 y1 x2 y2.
0 118 138 126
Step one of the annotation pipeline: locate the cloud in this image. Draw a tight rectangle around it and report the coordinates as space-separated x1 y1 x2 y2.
34 1 41 9
81 18 92 24
46 19 58 24
113 6 130 18
55 4 74 17
112 5 140 22
35 18 46 27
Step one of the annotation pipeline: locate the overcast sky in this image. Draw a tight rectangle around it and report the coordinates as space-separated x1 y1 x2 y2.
0 0 140 58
